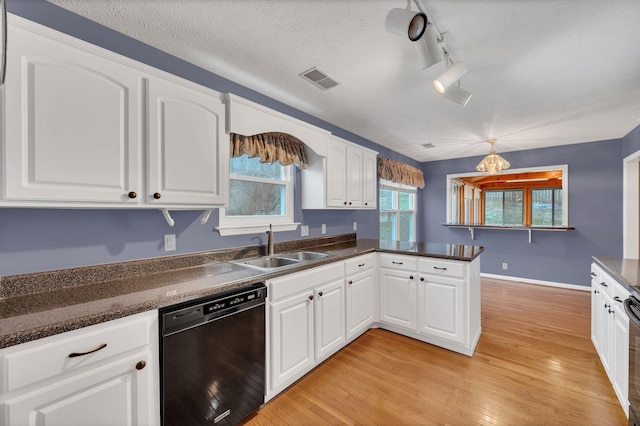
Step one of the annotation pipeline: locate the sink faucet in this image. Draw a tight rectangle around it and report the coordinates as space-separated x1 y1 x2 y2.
266 224 274 256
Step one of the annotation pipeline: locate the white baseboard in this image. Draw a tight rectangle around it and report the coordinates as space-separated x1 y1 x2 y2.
480 273 590 292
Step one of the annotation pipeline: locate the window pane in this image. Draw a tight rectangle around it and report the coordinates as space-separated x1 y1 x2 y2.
531 188 563 226
380 212 396 240
399 212 414 242
380 188 394 210
485 190 523 225
227 179 285 216
451 183 460 222
553 188 563 226
230 155 283 180
398 192 413 210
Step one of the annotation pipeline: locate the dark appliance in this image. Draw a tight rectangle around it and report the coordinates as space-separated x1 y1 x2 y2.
160 282 266 426
625 296 640 426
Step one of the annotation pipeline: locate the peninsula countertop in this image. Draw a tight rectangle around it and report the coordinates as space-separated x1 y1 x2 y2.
593 256 640 298
0 235 483 349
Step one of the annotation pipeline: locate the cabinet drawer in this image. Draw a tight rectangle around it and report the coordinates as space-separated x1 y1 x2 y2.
268 262 344 301
612 279 631 309
345 254 375 276
379 254 417 272
419 258 465 278
0 311 154 393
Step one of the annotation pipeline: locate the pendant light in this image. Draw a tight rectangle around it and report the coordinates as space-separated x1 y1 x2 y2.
476 139 510 175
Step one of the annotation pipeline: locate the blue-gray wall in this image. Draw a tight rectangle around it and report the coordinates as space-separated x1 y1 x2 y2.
419 139 625 286
623 125 640 158
0 0 420 276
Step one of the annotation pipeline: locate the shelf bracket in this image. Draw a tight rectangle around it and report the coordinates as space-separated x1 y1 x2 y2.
468 227 475 240
160 209 175 227
200 209 213 225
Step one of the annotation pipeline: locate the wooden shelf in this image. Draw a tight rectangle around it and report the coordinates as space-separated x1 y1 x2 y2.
442 223 575 243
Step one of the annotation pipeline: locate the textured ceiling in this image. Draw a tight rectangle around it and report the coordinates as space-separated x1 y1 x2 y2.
48 0 640 162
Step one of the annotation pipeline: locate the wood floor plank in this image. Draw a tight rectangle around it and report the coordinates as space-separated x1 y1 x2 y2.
244 278 627 425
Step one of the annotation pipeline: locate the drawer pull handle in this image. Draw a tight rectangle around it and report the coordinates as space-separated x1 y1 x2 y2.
69 343 107 358
434 266 447 271
590 272 597 277
392 261 403 265
358 263 365 267
136 360 147 371
600 282 608 288
614 296 624 303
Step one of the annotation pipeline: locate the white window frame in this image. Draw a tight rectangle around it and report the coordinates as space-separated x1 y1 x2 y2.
379 179 417 242
217 158 299 236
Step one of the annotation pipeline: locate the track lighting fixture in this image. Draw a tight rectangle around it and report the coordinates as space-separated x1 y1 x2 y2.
434 61 468 94
476 139 510 175
415 23 442 70
444 84 472 107
385 8 427 42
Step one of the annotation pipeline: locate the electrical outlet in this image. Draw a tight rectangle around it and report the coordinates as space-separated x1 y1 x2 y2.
165 234 176 251
502 262 508 270
321 224 326 234
353 221 357 231
301 225 309 237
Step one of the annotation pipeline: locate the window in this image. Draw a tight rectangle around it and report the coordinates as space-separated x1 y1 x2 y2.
484 189 524 225
379 180 417 242
218 154 297 235
531 187 563 226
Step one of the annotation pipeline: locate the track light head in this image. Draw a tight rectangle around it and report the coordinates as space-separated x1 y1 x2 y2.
385 8 427 42
434 61 467 93
415 24 443 69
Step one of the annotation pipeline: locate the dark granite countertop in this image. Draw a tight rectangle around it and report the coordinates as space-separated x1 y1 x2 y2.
593 256 640 298
0 235 483 349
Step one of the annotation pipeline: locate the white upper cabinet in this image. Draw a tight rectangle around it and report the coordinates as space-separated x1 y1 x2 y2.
302 135 378 210
147 78 228 206
1 16 228 208
3 22 141 204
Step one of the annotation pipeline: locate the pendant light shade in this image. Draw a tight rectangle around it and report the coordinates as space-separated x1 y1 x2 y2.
415 24 442 69
476 139 510 175
385 8 427 42
434 61 467 93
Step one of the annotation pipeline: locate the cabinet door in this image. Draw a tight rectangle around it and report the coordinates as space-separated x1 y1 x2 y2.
314 279 346 360
147 78 228 205
418 275 465 344
4 26 140 203
600 292 614 376
362 151 377 208
346 269 376 340
269 291 314 391
2 351 155 426
325 140 347 207
345 146 363 208
379 268 416 329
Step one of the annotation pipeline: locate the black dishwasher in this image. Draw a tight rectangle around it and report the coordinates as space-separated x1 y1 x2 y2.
160 282 266 426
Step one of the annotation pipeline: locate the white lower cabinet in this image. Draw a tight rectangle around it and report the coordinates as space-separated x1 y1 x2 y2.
266 262 345 400
591 262 630 417
345 254 377 341
378 253 481 357
0 311 159 426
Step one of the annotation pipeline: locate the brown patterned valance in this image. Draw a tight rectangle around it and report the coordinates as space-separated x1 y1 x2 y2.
377 157 425 188
230 132 308 169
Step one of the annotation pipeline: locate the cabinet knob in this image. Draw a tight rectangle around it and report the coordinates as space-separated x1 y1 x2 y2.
348 280 353 285
604 303 610 309
128 191 137 199
344 201 347 205
594 289 599 294
153 192 162 200
420 277 425 282
409 275 414 280
136 360 147 371
318 291 324 297
348 202 352 205
309 295 314 300
365 202 368 206
608 309 615 314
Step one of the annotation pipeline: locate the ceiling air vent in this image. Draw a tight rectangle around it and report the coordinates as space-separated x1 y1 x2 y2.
300 67 339 90
422 143 435 149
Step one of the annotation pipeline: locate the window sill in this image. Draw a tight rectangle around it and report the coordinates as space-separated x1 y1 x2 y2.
216 222 300 236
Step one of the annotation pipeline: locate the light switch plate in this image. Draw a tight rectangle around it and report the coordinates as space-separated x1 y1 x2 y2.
321 224 326 234
165 234 176 251
301 225 309 237
353 222 357 231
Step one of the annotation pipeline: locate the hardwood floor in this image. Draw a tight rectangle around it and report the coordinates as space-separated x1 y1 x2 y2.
245 278 627 425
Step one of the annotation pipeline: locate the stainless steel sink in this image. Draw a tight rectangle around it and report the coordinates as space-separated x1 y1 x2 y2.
280 251 329 261
230 256 301 271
